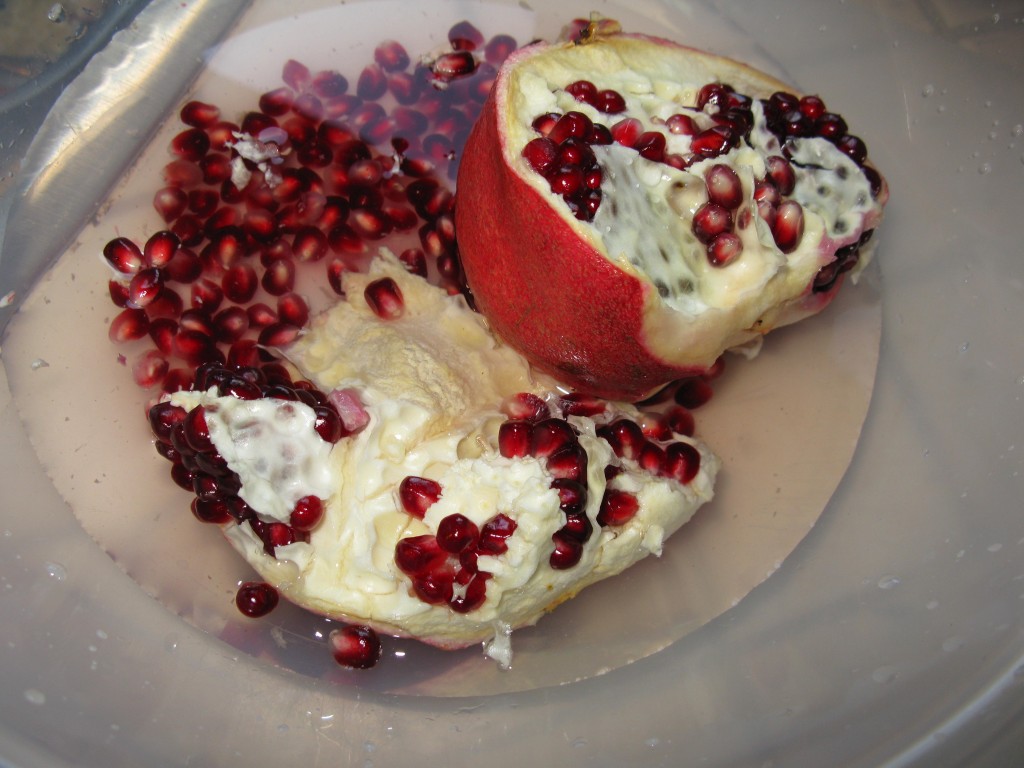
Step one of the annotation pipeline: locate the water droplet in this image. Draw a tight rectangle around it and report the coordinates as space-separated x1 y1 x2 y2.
942 636 965 652
1013 124 1023 137
645 737 661 748
164 633 179 652
276 724 289 734
96 629 108 640
363 741 376 753
988 543 1003 552
960 341 971 352
30 358 49 370
872 666 898 684
921 84 935 97
978 163 992 175
24 689 46 705
44 561 67 581
571 738 587 748
878 575 901 590
47 3 66 23
926 599 939 610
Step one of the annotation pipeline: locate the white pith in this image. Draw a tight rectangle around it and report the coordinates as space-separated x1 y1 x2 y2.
501 37 885 361
172 252 719 652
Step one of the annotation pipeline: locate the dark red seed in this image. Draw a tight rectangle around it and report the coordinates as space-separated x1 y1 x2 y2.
212 307 248 343
448 20 484 51
674 378 714 409
690 125 735 157
559 393 606 417
148 401 187 443
290 495 324 531
153 187 188 222
548 111 593 145
330 625 381 669
127 268 163 309
503 392 550 423
357 64 387 100
549 531 583 570
596 419 645 460
836 134 867 165
596 89 626 114
180 100 219 128
666 441 701 484
235 581 279 617
566 80 597 104
399 476 442 519
765 155 796 195
665 406 695 437
431 51 476 80
705 164 743 209
772 200 804 253
436 514 479 554
692 202 733 244
191 497 234 524
103 237 143 275
707 232 743 267
667 113 699 135
530 418 577 459
258 322 301 347
261 258 296 296
109 308 150 342
395 535 446 576
498 420 532 459
478 514 517 555
282 58 311 91
597 489 639 526
798 94 826 120
313 405 345 443
551 477 587 516
364 277 404 319
277 293 309 327
815 111 848 140
448 572 489 613
171 128 210 161
634 131 666 162
522 136 558 175
484 34 517 65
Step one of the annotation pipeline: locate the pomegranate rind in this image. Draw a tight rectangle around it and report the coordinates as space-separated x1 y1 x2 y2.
456 33 887 401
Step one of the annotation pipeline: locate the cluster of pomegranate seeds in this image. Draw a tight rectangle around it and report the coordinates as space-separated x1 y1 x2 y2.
394 512 515 613
521 77 880 273
104 20 518 399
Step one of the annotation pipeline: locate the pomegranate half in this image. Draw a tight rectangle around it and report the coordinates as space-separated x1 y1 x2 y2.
456 23 888 401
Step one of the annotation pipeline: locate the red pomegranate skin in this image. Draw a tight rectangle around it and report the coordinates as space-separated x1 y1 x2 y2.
457 66 696 400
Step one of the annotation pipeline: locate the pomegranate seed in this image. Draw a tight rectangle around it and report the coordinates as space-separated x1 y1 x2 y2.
484 34 517 65
448 572 489 613
765 155 796 195
478 514 517 554
372 39 410 72
212 307 248 343
498 420 532 459
126 268 162 309
290 495 324 531
109 308 149 342
708 232 743 267
772 200 804 253
549 531 583 570
364 277 404 319
690 125 735 157
798 94 826 120
311 70 349 99
179 100 219 128
530 418 577 459
277 293 309 327
103 237 143 275
281 58 311 91
666 441 701 484
522 137 558 175
502 392 550 422
696 82 734 110
431 51 476 80
395 535 445 576
667 113 698 135
674 378 714 409
330 625 381 669
704 164 743 209
258 322 301 347
235 582 279 618
597 419 645 460
357 64 387 100
566 80 597 104
436 514 479 554
815 111 848 140
162 368 193 394
631 131 665 162
258 87 293 116
549 166 583 196
398 476 442 519
448 20 484 50
133 350 169 388
597 488 639 526
312 404 345 443
551 477 587 516
665 406 696 437
171 128 210 161
171 214 203 246
107 279 129 307
189 278 223 314
546 443 588 481
182 406 212 452
148 402 187 442
767 91 799 114
596 89 626 114
246 302 277 329
191 496 235 524
548 111 592 145
326 259 346 296
836 134 867 165
638 442 668 476
610 117 642 147
261 258 296 296
692 202 733 244
153 187 188 222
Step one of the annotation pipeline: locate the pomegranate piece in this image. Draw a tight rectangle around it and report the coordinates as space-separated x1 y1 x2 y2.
456 24 888 400
399 476 442 518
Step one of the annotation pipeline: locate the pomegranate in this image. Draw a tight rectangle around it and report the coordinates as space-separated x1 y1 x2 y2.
456 19 888 400
163 255 718 652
